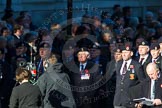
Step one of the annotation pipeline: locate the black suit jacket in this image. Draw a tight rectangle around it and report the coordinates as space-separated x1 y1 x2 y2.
114 59 145 106
152 56 162 73
9 82 42 108
135 55 152 78
106 59 117 81
12 34 23 44
141 76 162 108
128 75 162 108
69 61 101 108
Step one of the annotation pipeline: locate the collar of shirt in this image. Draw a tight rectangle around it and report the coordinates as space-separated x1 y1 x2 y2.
80 62 87 71
14 34 21 39
152 58 158 63
20 79 28 84
139 54 149 64
124 58 132 69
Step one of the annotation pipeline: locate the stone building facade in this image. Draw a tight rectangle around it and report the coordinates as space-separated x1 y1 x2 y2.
0 0 161 26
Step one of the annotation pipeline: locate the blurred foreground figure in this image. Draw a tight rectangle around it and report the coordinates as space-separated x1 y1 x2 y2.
129 63 162 108
37 54 76 108
9 67 42 108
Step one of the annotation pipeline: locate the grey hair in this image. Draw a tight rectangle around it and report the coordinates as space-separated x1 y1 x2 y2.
146 63 159 72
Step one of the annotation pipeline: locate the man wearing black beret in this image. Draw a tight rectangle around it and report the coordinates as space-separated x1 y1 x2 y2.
105 46 123 108
35 42 52 77
114 45 145 108
135 40 152 78
150 43 162 71
68 47 101 108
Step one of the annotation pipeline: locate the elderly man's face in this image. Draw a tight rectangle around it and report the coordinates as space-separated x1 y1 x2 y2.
77 52 89 63
122 51 132 61
138 45 149 55
147 68 158 80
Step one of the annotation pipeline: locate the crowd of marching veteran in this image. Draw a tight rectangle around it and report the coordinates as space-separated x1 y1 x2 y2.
0 4 162 108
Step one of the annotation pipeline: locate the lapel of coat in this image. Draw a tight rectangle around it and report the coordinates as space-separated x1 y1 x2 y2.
155 74 162 98
125 60 133 77
143 55 152 66
146 79 151 98
116 60 123 75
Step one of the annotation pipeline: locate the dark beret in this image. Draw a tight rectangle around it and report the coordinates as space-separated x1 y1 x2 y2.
39 42 51 49
15 42 26 48
150 43 160 50
138 40 149 46
114 46 122 53
116 38 124 43
77 47 89 53
23 31 38 43
121 45 133 51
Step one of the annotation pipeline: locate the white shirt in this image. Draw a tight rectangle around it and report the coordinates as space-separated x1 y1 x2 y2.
152 58 158 63
150 79 155 100
120 59 132 75
80 62 87 71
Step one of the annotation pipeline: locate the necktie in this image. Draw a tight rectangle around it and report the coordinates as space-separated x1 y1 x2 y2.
80 65 84 71
150 80 155 100
140 58 144 65
153 59 156 64
37 59 44 78
122 62 127 75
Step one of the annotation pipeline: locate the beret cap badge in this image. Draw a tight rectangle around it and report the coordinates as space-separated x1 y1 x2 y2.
142 41 145 45
117 49 120 52
126 46 130 50
155 47 157 50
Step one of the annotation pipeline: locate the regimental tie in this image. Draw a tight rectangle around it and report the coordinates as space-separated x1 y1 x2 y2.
121 62 127 80
122 62 127 75
80 64 84 71
139 58 144 65
153 59 156 64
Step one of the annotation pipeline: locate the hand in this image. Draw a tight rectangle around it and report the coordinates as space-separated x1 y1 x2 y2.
135 103 143 108
153 99 162 105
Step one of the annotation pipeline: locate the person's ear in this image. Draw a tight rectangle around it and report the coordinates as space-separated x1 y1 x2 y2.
130 51 133 56
147 46 150 52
